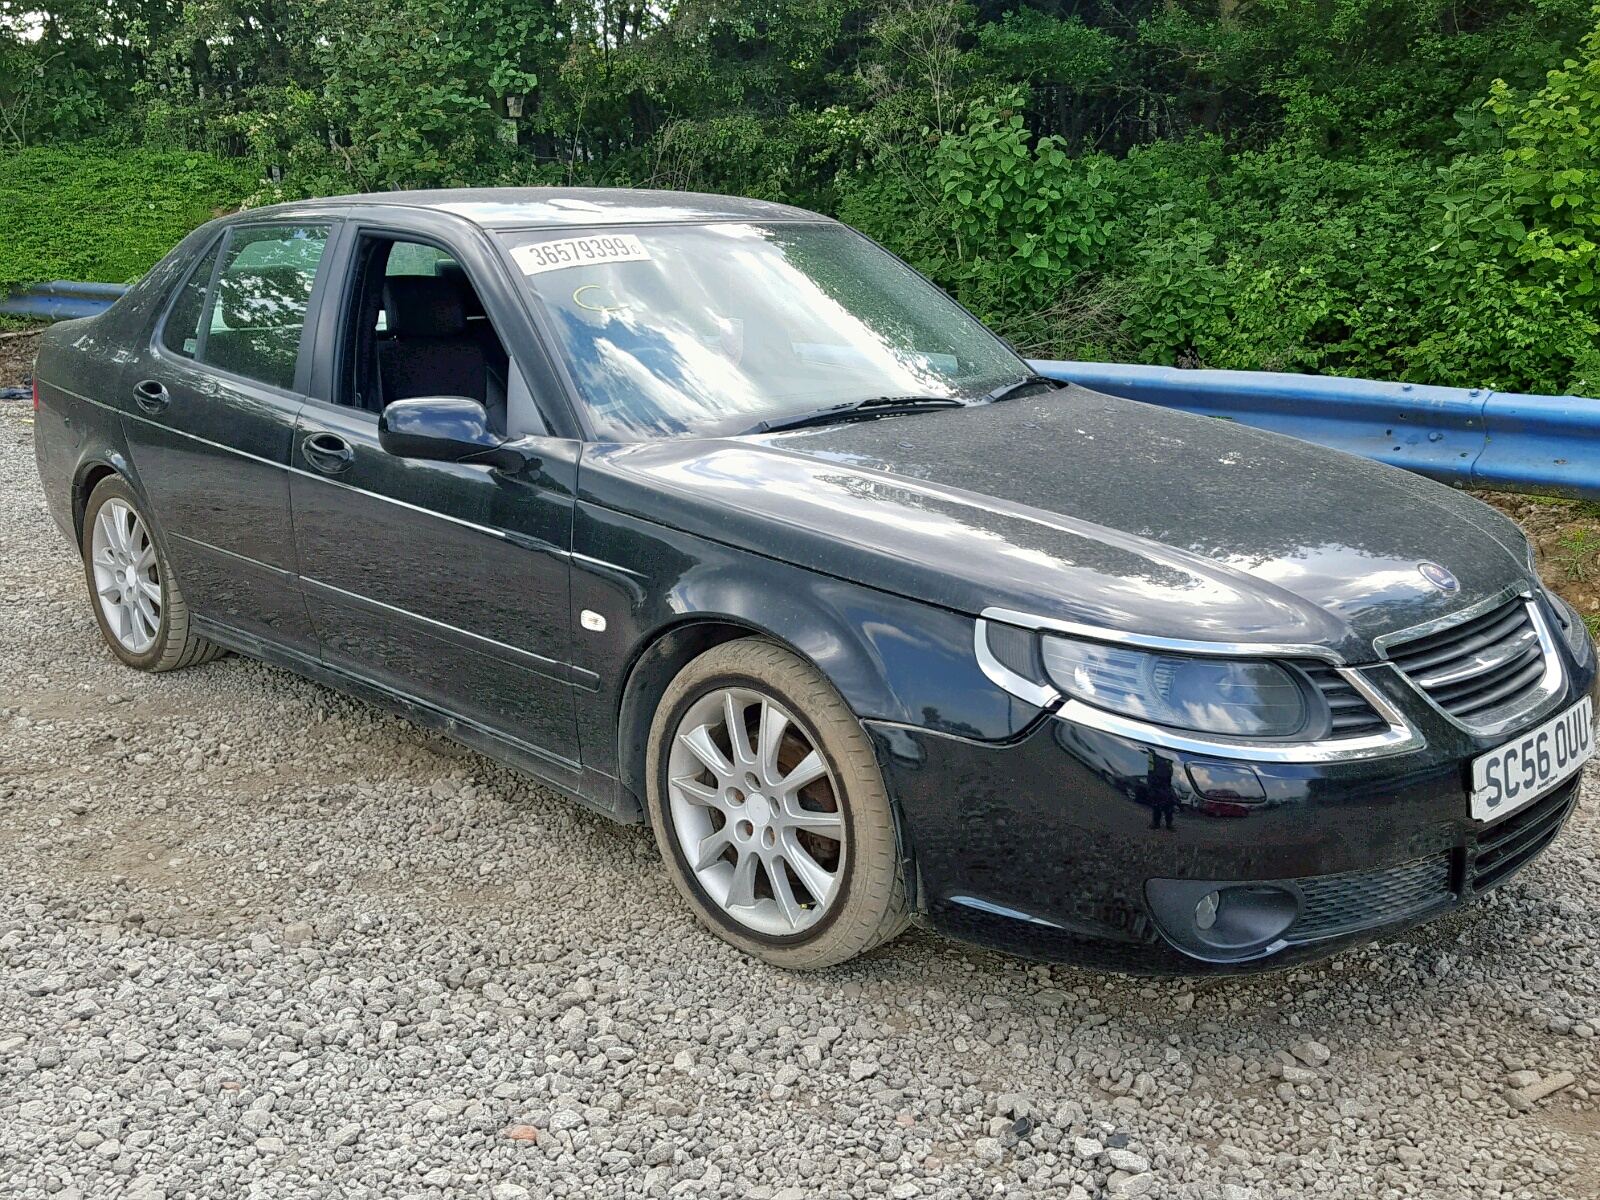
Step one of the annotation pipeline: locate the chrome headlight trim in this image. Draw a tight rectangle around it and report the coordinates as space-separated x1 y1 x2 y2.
974 610 1424 763
973 617 1060 709
1054 666 1423 763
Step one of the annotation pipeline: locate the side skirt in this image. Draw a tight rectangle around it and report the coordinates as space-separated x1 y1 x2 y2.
191 615 636 824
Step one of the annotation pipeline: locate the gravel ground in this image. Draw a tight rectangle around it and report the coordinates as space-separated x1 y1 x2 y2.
6 397 1600 1200
0 328 43 396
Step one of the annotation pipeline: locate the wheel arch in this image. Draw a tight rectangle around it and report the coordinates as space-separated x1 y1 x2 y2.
72 456 134 545
615 616 794 818
613 605 929 911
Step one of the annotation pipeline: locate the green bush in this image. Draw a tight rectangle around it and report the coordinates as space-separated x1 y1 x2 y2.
0 146 256 292
3 1 1599 397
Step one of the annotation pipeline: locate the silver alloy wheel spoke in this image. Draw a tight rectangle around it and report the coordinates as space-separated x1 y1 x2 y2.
769 864 804 926
674 777 724 810
695 827 733 871
89 498 161 655
727 851 760 908
666 686 847 937
133 591 159 634
758 702 790 776
780 833 836 902
779 749 827 794
724 692 756 767
787 809 845 836
680 726 734 778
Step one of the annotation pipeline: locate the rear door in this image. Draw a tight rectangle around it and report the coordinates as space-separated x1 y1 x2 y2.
124 220 339 649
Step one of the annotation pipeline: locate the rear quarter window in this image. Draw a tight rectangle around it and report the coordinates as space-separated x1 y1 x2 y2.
161 238 223 359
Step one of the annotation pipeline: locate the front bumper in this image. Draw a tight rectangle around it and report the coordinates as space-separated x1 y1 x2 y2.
867 651 1597 975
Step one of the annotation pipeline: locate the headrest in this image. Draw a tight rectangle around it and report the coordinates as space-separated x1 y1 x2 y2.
217 267 311 330
435 261 486 319
383 276 466 338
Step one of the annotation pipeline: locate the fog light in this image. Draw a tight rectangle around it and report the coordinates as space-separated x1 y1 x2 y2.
1146 878 1302 963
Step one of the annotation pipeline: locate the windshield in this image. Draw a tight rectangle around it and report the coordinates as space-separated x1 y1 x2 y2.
499 221 1029 440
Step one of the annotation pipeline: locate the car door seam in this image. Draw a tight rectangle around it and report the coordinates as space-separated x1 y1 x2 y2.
190 613 586 774
288 458 575 553
297 574 588 686
165 531 296 580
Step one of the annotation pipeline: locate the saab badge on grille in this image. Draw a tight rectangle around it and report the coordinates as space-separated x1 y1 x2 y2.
1418 562 1460 592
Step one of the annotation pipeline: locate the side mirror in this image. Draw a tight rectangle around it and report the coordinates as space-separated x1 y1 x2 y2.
378 396 528 472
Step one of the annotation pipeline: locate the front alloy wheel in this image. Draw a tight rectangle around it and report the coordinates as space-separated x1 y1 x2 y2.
667 685 846 936
647 639 909 968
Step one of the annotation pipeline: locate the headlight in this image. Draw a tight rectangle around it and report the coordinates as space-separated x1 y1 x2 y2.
1040 636 1308 737
1543 588 1595 666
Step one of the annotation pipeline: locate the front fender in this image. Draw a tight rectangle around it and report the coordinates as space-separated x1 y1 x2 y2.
570 501 1047 809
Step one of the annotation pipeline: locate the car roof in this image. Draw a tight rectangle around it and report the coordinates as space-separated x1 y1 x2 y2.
241 187 827 231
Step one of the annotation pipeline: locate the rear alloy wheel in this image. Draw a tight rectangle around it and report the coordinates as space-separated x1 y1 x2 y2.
81 476 223 672
647 638 908 968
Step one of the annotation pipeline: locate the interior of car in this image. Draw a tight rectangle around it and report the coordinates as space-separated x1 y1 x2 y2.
343 237 512 433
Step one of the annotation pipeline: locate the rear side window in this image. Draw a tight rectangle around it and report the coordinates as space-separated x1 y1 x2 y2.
161 238 222 358
193 224 329 390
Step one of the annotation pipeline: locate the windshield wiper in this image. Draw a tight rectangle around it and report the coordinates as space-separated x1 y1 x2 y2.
740 395 967 436
984 374 1064 404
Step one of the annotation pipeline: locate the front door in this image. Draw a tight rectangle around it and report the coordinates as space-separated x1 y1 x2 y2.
123 221 334 648
289 232 581 767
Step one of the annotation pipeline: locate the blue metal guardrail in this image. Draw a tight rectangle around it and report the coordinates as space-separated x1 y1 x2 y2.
0 280 129 322
2 284 1592 499
1032 359 1600 502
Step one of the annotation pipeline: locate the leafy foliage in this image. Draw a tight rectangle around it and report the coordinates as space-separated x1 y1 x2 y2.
2 0 1599 394
0 145 256 291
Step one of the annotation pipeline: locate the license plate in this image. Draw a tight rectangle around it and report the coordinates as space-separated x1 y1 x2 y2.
1470 696 1595 822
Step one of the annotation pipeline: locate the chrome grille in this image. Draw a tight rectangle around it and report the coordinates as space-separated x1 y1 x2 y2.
1384 598 1552 730
1298 664 1388 737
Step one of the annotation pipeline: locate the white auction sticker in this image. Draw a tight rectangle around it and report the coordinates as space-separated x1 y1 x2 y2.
512 234 652 275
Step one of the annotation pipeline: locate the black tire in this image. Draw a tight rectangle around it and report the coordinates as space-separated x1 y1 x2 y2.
80 476 224 673
646 637 909 969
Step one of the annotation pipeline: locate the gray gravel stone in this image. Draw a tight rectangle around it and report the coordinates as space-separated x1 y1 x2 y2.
1109 1172 1158 1197
1107 1148 1151 1173
1291 1039 1331 1067
2 393 1599 1200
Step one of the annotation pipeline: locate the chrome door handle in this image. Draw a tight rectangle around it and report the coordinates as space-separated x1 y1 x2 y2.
302 432 355 475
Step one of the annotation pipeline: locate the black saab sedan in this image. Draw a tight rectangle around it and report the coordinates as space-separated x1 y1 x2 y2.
32 188 1597 972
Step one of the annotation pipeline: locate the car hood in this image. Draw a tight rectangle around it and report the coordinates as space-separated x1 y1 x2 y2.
579 386 1534 663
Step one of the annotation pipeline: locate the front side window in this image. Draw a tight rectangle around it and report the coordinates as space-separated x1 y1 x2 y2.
498 222 1028 440
341 235 528 435
195 224 329 390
